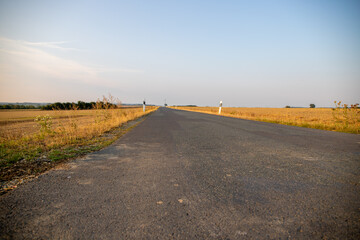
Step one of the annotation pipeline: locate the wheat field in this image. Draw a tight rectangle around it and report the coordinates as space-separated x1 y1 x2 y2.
171 106 360 134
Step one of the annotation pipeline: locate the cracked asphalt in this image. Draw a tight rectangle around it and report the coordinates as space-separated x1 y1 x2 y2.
1 107 360 239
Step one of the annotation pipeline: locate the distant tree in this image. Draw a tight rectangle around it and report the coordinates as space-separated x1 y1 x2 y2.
310 103 315 108
64 102 72 109
90 102 96 108
85 102 92 109
285 106 291 108
54 102 65 110
77 101 86 109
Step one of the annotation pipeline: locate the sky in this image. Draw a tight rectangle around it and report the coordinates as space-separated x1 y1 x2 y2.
0 0 359 107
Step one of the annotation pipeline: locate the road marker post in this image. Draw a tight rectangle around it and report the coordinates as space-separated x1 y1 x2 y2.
143 100 146 112
219 101 222 114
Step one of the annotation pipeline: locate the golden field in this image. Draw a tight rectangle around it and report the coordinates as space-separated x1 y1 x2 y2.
0 109 96 137
0 106 158 169
171 106 360 134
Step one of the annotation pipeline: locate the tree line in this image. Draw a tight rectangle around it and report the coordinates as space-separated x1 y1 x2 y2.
40 101 118 110
0 104 39 109
0 101 121 110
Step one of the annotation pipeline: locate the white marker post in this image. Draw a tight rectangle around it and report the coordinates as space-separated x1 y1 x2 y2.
143 100 146 112
219 100 222 114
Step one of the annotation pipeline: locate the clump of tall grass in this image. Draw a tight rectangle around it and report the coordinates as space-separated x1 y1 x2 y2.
332 101 359 130
34 115 53 134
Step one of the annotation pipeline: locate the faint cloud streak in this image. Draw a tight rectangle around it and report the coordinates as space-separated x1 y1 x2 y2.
23 40 81 51
0 37 141 88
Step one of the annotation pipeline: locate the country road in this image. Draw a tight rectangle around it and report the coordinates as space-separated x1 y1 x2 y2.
1 107 360 239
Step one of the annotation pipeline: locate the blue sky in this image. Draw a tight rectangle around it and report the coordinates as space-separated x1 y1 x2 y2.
0 0 359 107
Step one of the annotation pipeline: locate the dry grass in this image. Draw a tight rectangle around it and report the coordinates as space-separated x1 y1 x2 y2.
0 109 95 136
0 106 158 167
171 106 360 134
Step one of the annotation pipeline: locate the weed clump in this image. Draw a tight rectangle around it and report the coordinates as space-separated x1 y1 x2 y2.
332 101 359 132
34 115 53 134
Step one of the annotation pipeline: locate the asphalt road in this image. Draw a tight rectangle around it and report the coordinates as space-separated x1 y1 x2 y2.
1 107 360 239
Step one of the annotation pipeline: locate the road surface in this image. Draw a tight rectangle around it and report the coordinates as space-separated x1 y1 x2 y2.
1 107 360 239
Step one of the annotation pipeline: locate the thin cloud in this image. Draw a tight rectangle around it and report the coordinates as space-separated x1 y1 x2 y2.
95 67 143 73
0 37 141 88
0 37 80 51
24 40 81 51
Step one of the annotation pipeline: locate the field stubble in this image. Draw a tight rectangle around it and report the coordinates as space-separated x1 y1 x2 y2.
171 105 359 134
